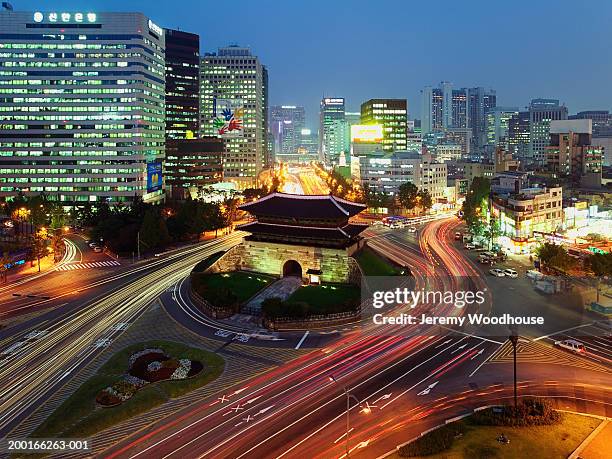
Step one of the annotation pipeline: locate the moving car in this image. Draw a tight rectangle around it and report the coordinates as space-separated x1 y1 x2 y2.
406 227 417 233
489 268 505 277
92 246 103 253
454 232 462 240
464 243 476 250
88 242 98 248
554 339 586 354
503 268 518 278
371 220 383 226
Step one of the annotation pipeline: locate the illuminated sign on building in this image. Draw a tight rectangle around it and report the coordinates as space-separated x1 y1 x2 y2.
351 124 384 143
33 12 97 23
146 161 163 193
148 19 163 36
323 98 344 105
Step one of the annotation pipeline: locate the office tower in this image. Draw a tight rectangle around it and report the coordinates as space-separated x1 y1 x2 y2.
486 107 519 151
270 105 305 160
569 110 612 137
508 111 530 161
528 99 568 166
295 128 319 163
0 11 166 204
468 87 496 152
164 29 199 140
451 89 468 128
165 137 224 199
200 46 268 189
546 120 602 187
444 128 471 158
421 86 443 135
421 83 496 151
344 111 361 153
360 99 408 152
319 97 346 165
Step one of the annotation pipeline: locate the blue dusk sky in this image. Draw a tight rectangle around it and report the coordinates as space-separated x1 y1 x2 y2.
12 0 612 128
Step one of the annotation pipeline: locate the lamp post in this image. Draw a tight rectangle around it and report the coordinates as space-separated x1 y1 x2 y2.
508 333 519 410
329 375 370 458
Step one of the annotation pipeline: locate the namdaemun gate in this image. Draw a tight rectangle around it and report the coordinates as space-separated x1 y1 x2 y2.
214 193 368 284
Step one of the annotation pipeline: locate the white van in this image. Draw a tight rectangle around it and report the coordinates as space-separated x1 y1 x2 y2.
554 339 586 354
526 270 544 281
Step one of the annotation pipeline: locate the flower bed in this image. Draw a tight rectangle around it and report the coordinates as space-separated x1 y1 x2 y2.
96 348 203 407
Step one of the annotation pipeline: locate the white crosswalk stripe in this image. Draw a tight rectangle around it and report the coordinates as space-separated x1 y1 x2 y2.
56 260 121 271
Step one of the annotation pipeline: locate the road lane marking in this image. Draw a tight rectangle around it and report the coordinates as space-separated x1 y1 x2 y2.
295 331 309 349
533 323 594 341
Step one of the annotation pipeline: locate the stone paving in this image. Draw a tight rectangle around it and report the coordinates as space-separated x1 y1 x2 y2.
242 276 303 315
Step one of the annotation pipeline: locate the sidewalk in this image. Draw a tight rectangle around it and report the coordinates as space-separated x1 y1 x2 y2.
3 254 56 286
570 418 611 459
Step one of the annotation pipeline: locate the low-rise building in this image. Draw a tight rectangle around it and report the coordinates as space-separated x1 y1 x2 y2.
358 151 447 200
491 187 563 249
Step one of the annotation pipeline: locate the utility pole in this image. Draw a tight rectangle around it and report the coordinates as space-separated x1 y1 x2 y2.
137 231 140 260
509 333 519 411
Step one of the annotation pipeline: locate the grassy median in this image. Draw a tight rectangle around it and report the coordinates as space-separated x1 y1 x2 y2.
32 340 224 439
355 246 404 276
393 412 601 459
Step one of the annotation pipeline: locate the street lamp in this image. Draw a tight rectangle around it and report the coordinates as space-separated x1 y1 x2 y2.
328 374 370 458
508 332 519 411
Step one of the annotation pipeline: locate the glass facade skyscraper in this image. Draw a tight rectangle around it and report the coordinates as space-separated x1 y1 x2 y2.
319 97 346 165
0 11 166 204
360 99 408 152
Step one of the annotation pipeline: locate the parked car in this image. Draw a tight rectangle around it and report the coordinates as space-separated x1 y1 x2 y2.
92 246 103 253
554 339 586 354
479 255 494 265
371 220 383 226
489 268 505 277
526 269 544 281
406 227 417 233
464 243 476 250
503 268 518 278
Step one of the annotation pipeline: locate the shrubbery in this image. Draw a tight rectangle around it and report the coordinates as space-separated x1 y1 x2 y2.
470 398 562 427
398 423 466 457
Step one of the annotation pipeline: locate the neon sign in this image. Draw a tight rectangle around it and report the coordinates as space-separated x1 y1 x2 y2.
33 12 97 23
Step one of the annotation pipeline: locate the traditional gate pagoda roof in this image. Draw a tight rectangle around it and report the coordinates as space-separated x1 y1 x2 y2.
239 192 366 219
237 192 368 248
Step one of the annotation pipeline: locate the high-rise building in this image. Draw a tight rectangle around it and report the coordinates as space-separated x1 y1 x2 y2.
508 111 530 161
486 107 519 151
200 46 268 188
296 128 319 163
270 105 305 161
0 11 166 204
421 86 444 134
528 99 568 166
165 138 224 199
360 99 408 152
546 120 602 187
319 97 346 165
421 83 496 154
467 87 496 152
344 111 361 153
164 29 199 140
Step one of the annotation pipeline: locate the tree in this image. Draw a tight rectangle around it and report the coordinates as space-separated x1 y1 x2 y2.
536 242 576 272
0 252 9 283
29 230 48 272
138 209 170 250
416 190 433 213
397 182 419 210
461 177 491 233
588 253 612 303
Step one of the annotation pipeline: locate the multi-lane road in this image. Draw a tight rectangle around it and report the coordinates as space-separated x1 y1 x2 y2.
1 218 610 458
0 232 244 438
98 218 611 459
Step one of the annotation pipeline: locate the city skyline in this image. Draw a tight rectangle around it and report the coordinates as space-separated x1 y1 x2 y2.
12 0 612 127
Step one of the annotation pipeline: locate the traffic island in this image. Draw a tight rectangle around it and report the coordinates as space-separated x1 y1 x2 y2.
31 340 224 439
390 399 602 459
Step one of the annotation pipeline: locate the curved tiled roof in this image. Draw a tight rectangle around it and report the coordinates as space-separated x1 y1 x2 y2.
239 192 366 219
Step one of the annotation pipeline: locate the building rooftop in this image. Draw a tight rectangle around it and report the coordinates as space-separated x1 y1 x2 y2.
239 192 366 219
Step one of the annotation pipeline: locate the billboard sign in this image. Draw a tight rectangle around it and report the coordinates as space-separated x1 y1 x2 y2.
213 98 244 137
146 161 162 193
351 124 383 143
